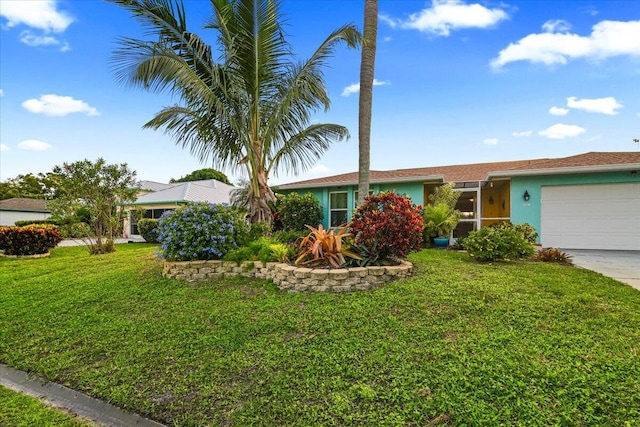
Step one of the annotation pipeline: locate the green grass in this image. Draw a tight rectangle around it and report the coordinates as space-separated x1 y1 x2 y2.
0 386 93 426
1 244 639 426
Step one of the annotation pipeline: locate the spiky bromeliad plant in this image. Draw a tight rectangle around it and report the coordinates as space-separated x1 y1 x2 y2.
111 0 361 224
295 224 361 268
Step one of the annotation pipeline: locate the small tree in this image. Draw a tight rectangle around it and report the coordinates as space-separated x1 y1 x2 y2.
424 183 462 241
50 158 138 254
351 192 423 260
429 182 460 208
275 192 323 232
170 168 231 185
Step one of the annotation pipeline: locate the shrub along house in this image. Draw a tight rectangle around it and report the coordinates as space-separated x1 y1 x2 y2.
275 152 640 250
123 179 235 237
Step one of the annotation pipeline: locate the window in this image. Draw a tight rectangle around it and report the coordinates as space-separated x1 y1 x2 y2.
353 190 374 208
143 208 172 219
329 192 348 227
132 208 173 235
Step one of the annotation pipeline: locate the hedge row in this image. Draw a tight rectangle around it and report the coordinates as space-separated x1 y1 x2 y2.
0 225 63 256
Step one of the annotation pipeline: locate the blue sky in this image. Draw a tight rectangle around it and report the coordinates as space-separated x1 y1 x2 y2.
1 0 639 186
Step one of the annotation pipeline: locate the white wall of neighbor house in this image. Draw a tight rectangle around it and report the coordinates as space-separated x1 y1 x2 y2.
0 211 51 226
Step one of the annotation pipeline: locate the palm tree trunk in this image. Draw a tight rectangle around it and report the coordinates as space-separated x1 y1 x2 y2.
248 168 276 223
358 0 378 206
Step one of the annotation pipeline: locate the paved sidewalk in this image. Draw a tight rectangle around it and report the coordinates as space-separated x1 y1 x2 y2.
562 250 640 291
1 364 165 427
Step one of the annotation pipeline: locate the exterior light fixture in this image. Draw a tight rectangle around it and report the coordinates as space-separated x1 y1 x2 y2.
523 190 530 201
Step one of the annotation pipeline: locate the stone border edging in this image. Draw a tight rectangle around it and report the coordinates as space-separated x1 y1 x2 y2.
163 259 413 292
0 251 50 259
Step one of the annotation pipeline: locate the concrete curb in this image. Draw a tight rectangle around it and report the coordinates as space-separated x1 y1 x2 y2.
0 364 165 427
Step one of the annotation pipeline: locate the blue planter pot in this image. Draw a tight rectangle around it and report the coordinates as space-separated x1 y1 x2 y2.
433 237 449 248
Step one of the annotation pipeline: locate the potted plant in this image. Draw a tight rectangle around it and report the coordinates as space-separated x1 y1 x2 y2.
423 202 461 248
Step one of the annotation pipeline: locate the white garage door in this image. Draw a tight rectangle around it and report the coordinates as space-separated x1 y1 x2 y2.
541 183 640 250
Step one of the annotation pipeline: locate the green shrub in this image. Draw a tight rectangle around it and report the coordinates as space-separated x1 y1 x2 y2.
275 192 323 232
465 226 535 262
223 237 293 264
222 246 255 265
346 241 384 267
490 221 538 244
536 247 573 264
273 229 306 245
59 222 92 239
157 203 249 261
14 219 60 227
351 192 423 261
138 218 159 243
248 221 272 241
0 225 62 255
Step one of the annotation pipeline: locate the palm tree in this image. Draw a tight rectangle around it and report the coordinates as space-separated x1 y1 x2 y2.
111 0 360 222
357 0 378 205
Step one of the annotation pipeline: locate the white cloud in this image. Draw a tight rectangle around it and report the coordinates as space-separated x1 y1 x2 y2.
19 31 70 51
341 79 390 97
636 112 640 118
20 31 59 46
542 19 572 33
491 20 640 69
512 130 532 137
0 144 9 152
380 0 508 36
22 94 100 116
566 96 622 115
0 89 4 97
483 138 499 145
383 36 392 42
17 140 52 151
549 106 569 116
539 123 586 139
581 6 599 17
0 0 73 33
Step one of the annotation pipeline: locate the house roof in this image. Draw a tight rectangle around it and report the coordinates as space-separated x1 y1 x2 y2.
276 152 640 190
488 152 640 177
132 179 236 205
137 180 175 192
0 198 50 213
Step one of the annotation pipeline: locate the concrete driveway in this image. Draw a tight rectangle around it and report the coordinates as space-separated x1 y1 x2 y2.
561 250 640 291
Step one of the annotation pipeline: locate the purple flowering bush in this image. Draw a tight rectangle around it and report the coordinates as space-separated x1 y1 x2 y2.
157 203 249 261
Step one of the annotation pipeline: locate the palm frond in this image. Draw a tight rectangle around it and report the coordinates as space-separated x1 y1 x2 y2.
268 124 350 177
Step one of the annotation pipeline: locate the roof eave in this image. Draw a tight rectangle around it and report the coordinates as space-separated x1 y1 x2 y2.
0 208 51 213
487 163 640 179
275 174 445 190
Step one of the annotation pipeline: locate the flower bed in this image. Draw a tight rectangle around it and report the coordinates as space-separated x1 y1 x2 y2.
163 260 413 292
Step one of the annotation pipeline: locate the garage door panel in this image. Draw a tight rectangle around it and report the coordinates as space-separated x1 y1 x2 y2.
541 183 640 250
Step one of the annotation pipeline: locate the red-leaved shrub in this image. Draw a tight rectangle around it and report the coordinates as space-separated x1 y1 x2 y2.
351 192 423 260
0 225 63 256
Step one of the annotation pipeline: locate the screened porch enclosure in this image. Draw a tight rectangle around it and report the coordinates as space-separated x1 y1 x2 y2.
424 180 511 240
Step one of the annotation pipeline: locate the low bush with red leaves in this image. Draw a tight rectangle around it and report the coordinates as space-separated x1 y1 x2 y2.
0 225 63 256
351 192 423 261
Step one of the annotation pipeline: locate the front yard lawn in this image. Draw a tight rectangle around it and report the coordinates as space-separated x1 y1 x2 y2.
1 244 639 426
0 386 93 427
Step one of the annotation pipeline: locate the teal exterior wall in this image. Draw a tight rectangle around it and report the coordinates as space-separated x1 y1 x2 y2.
510 171 640 242
277 181 425 228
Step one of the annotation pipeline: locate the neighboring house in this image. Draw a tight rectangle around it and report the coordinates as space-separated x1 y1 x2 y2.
275 152 640 250
123 179 236 237
0 198 51 226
